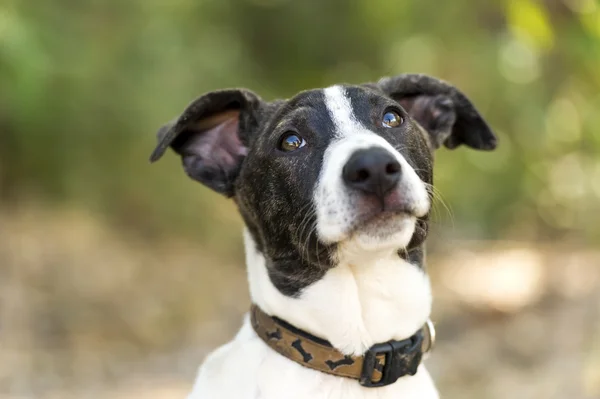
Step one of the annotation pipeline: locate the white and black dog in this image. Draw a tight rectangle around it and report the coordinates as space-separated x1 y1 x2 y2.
150 74 496 399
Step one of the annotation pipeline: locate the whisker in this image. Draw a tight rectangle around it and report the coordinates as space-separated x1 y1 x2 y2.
425 183 455 230
297 207 316 263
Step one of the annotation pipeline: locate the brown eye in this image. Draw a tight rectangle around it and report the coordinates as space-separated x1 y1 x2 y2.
382 110 403 128
279 133 306 152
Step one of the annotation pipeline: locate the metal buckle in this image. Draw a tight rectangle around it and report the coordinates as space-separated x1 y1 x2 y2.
422 319 436 355
359 332 424 388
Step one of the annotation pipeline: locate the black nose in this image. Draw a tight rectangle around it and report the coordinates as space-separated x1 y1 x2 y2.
342 147 401 197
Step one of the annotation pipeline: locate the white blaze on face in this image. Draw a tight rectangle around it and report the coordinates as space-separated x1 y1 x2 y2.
314 85 430 253
322 85 361 137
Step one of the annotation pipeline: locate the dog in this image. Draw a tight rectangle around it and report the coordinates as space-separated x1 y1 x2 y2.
150 73 496 399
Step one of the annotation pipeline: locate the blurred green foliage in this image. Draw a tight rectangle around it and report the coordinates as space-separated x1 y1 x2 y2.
1 0 599 247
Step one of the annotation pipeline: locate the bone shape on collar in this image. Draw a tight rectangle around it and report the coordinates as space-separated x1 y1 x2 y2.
250 304 435 388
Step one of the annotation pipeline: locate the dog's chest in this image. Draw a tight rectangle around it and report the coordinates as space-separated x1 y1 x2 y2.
187 231 438 398
246 230 434 355
187 317 439 399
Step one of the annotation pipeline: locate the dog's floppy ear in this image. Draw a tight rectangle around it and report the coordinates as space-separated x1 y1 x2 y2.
377 74 497 150
150 89 263 197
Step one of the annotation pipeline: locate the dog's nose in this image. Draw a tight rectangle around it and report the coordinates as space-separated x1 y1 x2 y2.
342 147 401 197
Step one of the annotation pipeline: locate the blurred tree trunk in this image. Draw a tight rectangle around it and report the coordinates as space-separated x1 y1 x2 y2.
0 115 19 202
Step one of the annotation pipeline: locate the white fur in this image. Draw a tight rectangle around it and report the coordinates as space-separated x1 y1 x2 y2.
188 231 437 399
315 86 430 247
187 86 438 399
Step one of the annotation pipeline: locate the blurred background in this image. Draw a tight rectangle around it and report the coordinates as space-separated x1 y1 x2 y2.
1 0 599 398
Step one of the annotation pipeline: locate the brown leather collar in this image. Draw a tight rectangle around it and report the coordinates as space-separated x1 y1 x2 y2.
250 304 435 388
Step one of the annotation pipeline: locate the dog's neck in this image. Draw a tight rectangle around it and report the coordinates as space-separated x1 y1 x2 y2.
244 229 432 356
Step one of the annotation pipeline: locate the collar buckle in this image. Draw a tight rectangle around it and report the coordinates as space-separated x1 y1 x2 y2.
359 332 424 388
423 319 436 354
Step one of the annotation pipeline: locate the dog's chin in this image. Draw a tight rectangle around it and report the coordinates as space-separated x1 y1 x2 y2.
345 213 416 254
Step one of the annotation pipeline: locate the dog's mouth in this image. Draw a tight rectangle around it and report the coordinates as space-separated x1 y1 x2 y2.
340 192 422 251
351 208 414 234
341 211 416 253
315 184 429 249
352 191 420 228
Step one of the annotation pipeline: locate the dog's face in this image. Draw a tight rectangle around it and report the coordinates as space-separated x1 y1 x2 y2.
151 74 496 296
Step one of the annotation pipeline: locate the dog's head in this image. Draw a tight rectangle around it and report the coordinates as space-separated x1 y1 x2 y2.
151 74 496 296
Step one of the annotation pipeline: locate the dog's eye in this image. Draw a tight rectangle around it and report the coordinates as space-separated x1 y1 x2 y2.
382 111 403 128
279 133 306 152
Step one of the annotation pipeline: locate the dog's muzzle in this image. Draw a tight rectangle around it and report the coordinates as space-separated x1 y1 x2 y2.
250 304 436 388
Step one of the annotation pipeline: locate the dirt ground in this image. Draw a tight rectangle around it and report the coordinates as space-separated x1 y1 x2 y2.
1 206 599 399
